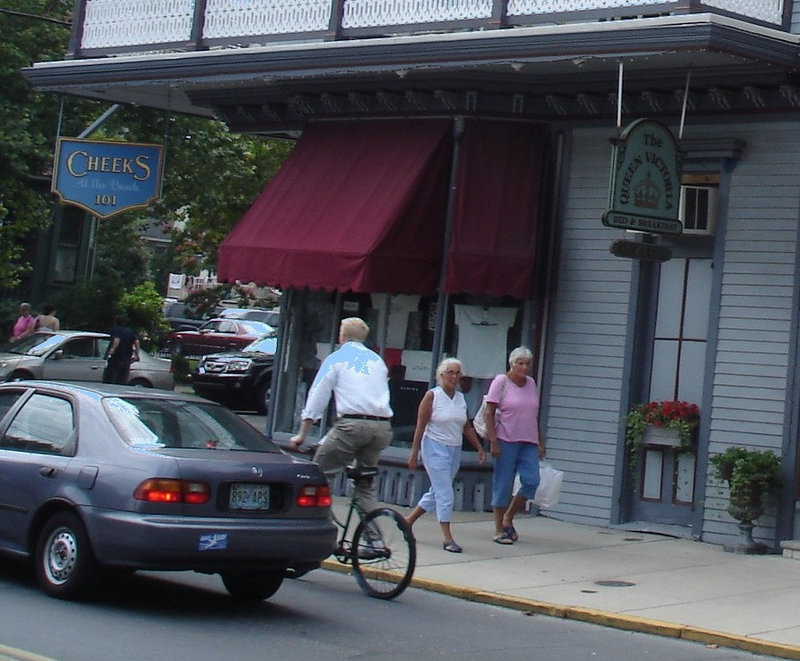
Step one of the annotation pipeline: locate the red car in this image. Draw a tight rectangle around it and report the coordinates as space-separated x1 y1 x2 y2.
169 319 273 358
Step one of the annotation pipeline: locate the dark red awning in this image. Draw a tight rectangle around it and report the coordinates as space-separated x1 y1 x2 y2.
444 121 545 299
218 120 451 295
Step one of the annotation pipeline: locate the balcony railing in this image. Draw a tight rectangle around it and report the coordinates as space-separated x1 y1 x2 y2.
69 0 790 58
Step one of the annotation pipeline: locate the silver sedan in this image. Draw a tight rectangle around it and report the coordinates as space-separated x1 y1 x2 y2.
0 330 174 390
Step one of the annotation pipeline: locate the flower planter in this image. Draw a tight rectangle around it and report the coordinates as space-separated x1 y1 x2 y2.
725 483 769 554
643 425 683 447
710 447 781 555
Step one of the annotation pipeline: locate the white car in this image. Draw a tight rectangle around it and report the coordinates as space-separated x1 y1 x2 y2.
0 331 174 390
218 307 281 327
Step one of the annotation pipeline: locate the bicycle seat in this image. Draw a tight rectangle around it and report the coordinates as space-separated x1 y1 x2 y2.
346 466 379 480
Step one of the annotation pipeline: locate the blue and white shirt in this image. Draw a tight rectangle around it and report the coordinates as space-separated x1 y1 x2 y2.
302 341 393 420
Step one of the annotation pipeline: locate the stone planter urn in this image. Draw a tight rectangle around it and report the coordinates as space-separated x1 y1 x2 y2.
710 446 781 555
725 481 768 554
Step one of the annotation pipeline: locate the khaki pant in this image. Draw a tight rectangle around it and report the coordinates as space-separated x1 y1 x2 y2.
313 418 392 514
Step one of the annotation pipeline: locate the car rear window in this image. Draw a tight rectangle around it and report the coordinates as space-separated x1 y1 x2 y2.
103 397 281 453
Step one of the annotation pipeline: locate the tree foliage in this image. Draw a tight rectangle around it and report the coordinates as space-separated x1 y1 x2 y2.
118 281 169 350
0 0 85 287
1 0 293 334
97 110 293 278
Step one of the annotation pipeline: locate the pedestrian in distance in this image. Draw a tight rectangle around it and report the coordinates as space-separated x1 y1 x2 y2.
103 315 140 385
406 357 486 553
289 317 393 515
484 346 546 545
11 302 36 341
34 303 60 331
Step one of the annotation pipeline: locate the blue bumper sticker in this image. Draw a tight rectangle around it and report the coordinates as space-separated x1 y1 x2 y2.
199 533 228 551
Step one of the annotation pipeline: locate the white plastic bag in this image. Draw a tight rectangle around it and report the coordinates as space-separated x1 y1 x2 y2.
531 461 564 509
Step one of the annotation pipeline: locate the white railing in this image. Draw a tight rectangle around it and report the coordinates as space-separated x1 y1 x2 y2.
509 0 781 25
203 0 330 39
342 0 493 27
82 0 194 48
702 0 783 25
74 0 788 54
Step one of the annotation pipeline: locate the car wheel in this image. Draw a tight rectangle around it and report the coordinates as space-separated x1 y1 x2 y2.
127 378 152 388
255 380 271 414
35 512 98 600
221 571 284 601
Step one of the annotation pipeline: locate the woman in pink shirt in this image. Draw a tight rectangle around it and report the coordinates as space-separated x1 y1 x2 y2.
483 346 546 545
12 303 36 341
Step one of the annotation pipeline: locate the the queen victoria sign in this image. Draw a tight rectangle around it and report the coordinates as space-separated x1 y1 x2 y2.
602 119 682 235
52 138 164 219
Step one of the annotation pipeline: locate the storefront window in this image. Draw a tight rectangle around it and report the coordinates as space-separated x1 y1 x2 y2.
271 288 525 450
53 211 83 284
272 289 337 441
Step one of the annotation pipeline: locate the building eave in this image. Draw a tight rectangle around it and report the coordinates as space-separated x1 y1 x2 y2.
22 13 800 130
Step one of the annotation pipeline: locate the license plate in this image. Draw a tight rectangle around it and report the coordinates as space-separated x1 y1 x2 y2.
229 483 270 511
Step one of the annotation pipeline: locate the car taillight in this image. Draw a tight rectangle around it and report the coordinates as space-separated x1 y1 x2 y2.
296 484 331 508
134 479 211 504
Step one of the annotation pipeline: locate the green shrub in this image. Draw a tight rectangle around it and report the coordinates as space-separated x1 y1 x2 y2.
118 281 169 351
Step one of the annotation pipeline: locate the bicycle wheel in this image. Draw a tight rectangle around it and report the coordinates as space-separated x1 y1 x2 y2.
352 507 416 600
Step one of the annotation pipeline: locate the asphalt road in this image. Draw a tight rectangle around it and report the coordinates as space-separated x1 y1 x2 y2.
0 560 772 661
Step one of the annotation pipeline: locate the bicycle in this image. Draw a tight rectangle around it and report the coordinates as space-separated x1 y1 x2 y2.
330 465 416 600
289 443 416 599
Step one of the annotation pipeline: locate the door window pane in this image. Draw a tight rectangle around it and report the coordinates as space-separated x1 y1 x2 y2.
0 390 25 421
1 394 75 455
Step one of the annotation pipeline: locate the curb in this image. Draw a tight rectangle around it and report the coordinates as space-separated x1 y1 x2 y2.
321 560 800 660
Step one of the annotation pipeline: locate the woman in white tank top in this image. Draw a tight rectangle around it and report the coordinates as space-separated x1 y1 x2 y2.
35 304 60 331
406 358 486 553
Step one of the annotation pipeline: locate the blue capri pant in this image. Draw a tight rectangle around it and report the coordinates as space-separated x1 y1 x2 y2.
491 440 540 508
417 435 462 523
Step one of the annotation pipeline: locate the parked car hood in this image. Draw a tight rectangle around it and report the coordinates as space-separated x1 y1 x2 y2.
202 350 275 363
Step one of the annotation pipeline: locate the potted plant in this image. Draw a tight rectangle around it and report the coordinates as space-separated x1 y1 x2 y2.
710 446 781 554
624 400 700 473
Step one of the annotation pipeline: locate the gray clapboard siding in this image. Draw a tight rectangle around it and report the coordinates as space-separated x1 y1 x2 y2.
541 120 799 544
541 126 631 526
702 120 800 546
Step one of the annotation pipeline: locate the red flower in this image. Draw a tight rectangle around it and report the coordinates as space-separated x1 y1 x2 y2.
633 400 699 427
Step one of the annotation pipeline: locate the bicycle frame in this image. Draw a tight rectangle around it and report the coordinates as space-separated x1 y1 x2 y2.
286 449 415 599
331 468 376 562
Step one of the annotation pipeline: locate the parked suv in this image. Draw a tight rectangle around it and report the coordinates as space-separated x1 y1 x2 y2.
191 333 277 413
163 301 209 331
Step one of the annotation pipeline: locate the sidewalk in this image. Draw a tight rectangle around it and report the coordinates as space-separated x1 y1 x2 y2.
325 501 800 660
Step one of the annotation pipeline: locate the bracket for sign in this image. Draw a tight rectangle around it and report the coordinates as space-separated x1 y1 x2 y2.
610 239 672 262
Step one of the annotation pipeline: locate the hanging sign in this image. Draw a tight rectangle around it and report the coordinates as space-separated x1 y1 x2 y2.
602 119 682 235
52 138 164 219
610 239 672 262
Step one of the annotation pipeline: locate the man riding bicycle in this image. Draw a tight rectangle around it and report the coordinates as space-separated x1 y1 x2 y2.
289 317 393 514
